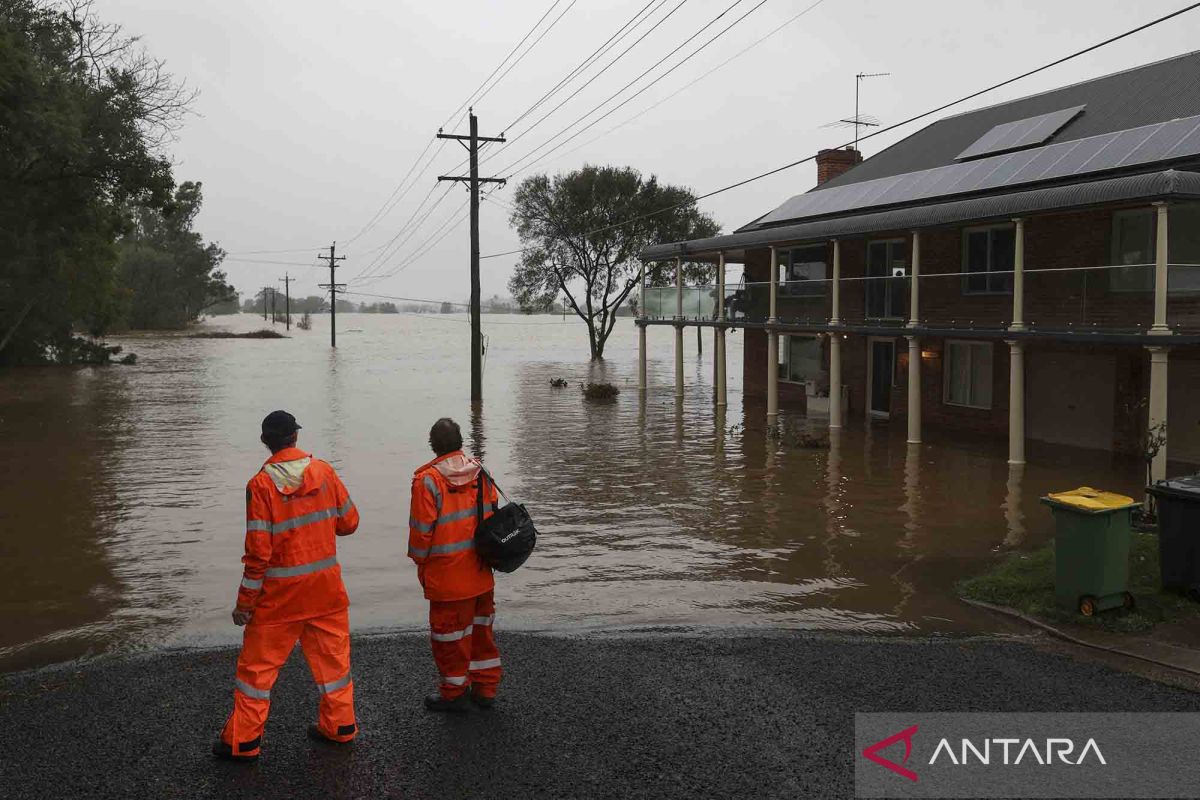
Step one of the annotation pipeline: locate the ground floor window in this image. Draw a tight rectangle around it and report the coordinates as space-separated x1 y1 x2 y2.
779 335 822 384
944 340 993 409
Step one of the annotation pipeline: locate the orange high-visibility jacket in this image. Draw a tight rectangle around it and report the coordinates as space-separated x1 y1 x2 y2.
236 447 359 624
408 451 498 602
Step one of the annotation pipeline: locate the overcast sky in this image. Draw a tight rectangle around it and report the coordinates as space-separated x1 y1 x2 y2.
100 0 1198 305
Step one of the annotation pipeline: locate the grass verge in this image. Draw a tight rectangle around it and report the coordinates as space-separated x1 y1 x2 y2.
958 532 1200 634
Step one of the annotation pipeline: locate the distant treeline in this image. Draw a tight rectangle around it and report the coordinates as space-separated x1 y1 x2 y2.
0 1 232 365
225 294 552 317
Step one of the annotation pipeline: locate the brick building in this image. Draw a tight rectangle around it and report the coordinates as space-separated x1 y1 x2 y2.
639 52 1200 479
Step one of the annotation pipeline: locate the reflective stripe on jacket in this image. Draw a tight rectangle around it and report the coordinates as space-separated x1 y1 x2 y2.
236 447 360 623
408 451 497 602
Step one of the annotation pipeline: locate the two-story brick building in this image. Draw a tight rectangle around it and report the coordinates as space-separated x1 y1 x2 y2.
639 51 1200 479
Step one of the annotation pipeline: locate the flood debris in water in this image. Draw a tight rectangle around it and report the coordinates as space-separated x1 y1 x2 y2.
549 377 568 388
580 382 619 401
187 329 287 339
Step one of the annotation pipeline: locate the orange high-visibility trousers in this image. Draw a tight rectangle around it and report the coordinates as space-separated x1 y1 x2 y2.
221 608 356 757
429 590 501 699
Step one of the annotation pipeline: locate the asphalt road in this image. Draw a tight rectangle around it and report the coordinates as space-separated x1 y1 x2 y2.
2 631 1198 799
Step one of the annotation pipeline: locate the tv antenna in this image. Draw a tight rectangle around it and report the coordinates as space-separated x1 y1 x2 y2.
823 71 890 150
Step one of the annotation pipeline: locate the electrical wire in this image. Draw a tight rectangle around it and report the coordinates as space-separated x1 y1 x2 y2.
442 0 565 131
536 0 829 170
504 0 663 132
480 1 1200 259
470 0 579 115
498 0 772 179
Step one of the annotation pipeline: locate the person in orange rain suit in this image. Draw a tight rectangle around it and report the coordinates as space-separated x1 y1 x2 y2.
409 417 502 712
213 410 360 761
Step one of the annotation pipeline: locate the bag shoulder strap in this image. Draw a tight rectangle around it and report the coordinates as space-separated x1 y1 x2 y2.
477 465 512 505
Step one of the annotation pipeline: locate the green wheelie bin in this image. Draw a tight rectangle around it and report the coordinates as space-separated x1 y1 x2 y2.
1040 487 1140 616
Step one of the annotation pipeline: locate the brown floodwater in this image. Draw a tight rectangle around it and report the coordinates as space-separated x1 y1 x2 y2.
0 313 1147 671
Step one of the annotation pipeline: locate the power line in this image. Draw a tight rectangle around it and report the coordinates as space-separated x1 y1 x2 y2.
350 182 454 282
497 0 771 179
470 0 579 114
535 0 830 170
504 0 663 132
343 137 437 245
442 0 565 130
468 0 688 175
481 1 1200 259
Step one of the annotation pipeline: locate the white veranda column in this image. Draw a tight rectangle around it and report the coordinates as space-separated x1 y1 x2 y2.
906 337 921 444
908 231 920 328
716 252 727 408
638 260 647 392
1010 218 1026 331
1148 346 1169 481
1152 202 1170 334
1007 340 1025 465
767 247 779 423
674 256 683 398
829 335 843 430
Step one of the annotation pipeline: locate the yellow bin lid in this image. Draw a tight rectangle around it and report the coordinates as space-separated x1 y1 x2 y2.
1044 486 1138 512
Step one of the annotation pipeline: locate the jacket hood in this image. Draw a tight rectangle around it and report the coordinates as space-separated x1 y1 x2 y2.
262 448 319 496
427 451 481 487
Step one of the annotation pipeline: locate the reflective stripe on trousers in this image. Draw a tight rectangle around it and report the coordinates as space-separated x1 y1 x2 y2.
431 624 473 642
235 678 271 700
317 671 352 695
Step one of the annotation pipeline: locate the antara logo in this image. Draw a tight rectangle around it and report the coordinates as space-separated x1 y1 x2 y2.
863 725 920 782
929 737 1106 766
862 725 1107 782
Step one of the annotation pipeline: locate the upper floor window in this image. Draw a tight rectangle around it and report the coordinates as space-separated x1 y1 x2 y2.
1110 204 1200 293
780 245 827 298
962 225 1014 295
866 239 907 319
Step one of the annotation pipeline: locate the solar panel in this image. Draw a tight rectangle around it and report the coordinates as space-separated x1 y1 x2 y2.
956 105 1086 160
753 112 1200 228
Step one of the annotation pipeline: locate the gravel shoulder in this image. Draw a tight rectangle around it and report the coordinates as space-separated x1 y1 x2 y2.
3 630 1199 799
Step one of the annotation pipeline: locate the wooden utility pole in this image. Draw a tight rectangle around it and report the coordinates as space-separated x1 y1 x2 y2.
278 273 292 331
260 287 270 320
437 110 505 403
318 242 346 348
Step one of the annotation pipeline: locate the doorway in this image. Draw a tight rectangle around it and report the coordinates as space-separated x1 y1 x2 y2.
868 338 895 418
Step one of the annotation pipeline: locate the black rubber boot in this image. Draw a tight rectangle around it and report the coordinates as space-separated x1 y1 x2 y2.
307 724 355 746
212 740 258 762
470 687 495 709
424 691 472 713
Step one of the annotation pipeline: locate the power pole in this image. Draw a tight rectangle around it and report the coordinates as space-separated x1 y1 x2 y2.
438 110 505 403
269 287 277 325
317 242 346 348
261 287 269 320
279 273 292 331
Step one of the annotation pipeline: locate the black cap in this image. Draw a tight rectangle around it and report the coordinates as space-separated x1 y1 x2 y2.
262 410 301 438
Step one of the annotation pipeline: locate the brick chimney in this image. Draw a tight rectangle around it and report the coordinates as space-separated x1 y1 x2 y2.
816 147 862 185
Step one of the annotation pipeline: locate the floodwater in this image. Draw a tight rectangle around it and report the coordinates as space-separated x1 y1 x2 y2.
0 313 1147 672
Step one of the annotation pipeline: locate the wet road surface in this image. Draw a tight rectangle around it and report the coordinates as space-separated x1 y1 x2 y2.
2 630 1198 799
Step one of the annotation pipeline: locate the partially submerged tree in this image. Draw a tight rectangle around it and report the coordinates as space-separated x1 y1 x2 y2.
508 165 719 359
0 0 195 363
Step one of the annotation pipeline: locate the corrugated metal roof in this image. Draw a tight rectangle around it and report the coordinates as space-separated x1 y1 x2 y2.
750 115 1200 227
640 170 1200 261
817 50 1200 192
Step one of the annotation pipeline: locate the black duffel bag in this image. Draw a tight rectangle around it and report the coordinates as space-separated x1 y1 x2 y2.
474 467 537 573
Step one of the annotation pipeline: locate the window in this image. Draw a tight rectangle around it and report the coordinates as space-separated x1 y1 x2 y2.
963 226 1015 294
944 340 993 409
779 335 822 384
1109 204 1200 293
866 239 907 318
1110 209 1154 292
780 245 827 298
